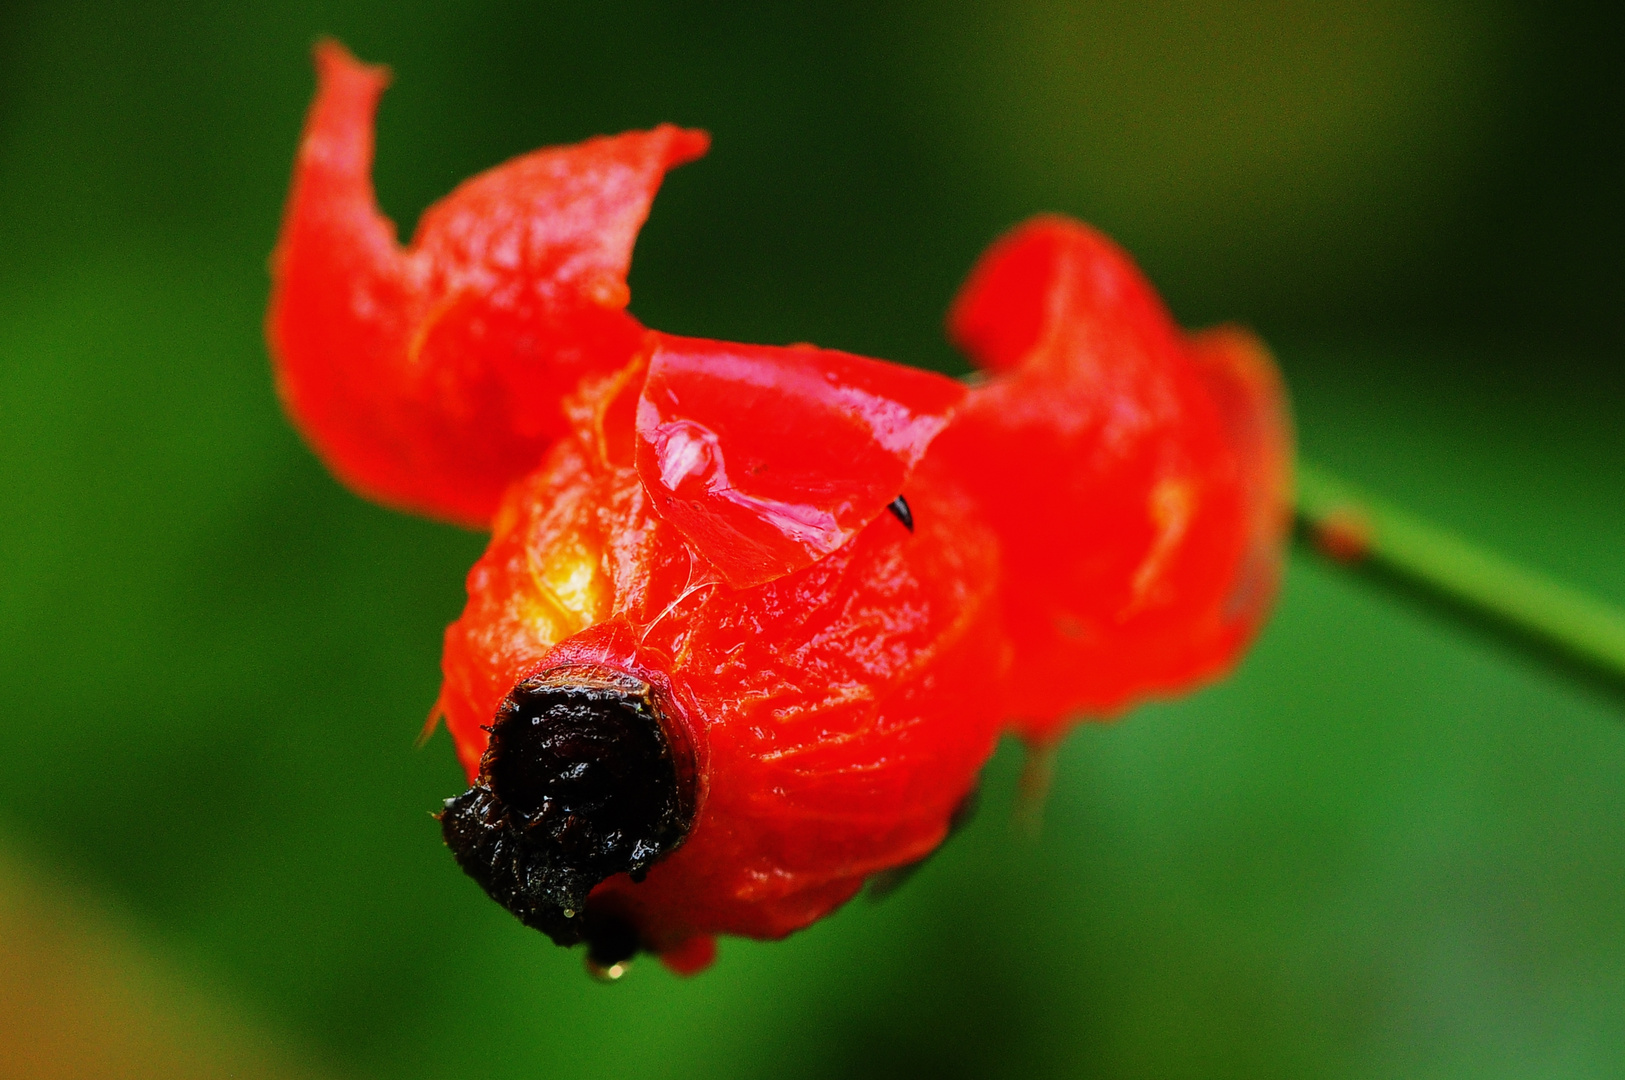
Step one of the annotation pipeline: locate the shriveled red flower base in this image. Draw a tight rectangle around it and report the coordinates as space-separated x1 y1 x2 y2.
267 42 1293 975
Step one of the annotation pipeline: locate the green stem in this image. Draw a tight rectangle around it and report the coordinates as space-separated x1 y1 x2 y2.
1295 461 1625 685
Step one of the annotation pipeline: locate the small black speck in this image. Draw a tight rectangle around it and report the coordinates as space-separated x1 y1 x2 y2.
886 495 914 532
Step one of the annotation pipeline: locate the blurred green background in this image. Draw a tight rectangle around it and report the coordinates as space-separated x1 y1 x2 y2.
1 1 1622 1077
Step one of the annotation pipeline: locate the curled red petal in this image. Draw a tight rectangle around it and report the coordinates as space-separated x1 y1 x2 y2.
931 216 1293 738
634 334 965 589
267 40 708 526
947 213 1185 376
1185 324 1296 631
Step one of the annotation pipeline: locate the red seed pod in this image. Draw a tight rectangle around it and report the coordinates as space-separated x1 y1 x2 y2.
929 216 1294 741
266 42 708 526
435 339 1003 972
267 46 1294 975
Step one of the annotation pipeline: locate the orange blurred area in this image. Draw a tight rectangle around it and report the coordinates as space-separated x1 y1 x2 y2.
0 842 334 1080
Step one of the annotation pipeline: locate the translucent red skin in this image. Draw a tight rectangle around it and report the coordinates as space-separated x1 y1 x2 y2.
437 389 1007 956
266 42 707 526
636 334 965 587
930 216 1293 740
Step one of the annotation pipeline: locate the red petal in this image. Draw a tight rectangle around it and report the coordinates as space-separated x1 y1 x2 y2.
634 335 965 588
932 216 1293 737
267 40 707 526
413 122 707 301
946 213 1183 375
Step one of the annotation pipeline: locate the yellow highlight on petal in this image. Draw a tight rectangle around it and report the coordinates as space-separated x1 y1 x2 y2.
523 535 609 640
543 545 604 623
1124 477 1194 615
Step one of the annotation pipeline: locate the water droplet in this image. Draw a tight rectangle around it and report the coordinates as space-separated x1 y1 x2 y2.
586 957 631 983
653 420 723 492
561 908 575 919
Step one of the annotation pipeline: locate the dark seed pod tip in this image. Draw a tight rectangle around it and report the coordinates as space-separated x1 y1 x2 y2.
440 665 696 949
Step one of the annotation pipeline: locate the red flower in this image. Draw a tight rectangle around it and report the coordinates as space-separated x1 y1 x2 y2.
268 44 1292 975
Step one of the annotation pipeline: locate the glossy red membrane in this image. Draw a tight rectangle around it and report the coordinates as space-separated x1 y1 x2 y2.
634 335 965 588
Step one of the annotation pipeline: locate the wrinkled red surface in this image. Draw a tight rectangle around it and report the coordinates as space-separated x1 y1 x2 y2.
269 46 1293 973
438 414 1006 956
635 335 965 588
929 216 1293 740
266 41 707 526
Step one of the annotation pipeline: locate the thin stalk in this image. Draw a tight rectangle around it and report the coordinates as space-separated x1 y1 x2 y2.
1295 461 1625 686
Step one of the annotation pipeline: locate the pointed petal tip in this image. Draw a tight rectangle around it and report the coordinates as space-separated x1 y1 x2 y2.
658 125 712 169
946 213 1163 374
312 37 391 90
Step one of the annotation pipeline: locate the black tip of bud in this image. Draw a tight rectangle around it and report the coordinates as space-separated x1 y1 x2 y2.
439 666 695 948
